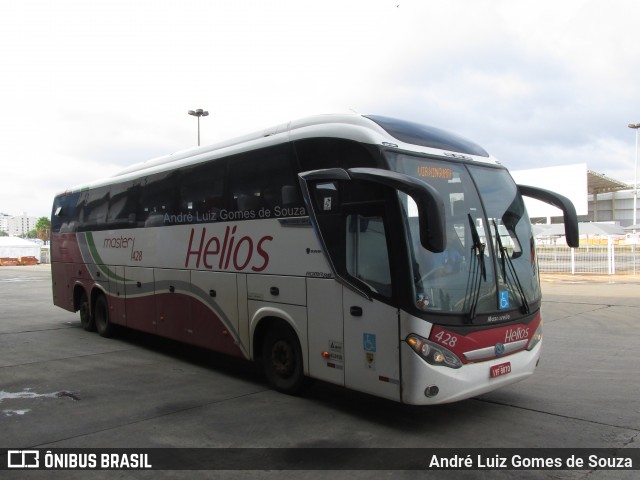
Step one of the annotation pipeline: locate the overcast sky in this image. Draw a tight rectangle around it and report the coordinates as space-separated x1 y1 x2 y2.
1 0 639 219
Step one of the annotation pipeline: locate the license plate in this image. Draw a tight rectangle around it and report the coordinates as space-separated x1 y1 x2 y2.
490 362 511 378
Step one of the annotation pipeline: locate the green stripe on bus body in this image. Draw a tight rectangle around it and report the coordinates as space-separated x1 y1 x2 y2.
85 232 130 282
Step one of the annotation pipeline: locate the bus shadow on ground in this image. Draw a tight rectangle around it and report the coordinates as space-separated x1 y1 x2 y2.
299 379 486 436
89 323 265 388
75 319 498 436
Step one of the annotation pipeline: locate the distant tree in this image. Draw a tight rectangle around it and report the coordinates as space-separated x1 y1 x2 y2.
0 230 8 237
35 217 51 241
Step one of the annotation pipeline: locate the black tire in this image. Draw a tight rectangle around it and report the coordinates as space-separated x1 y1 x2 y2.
94 294 115 338
262 324 306 395
79 291 95 332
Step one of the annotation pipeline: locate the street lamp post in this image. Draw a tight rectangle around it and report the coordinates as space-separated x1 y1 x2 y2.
188 108 209 146
629 123 640 228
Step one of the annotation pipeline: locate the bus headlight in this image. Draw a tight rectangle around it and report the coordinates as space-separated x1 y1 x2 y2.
406 334 462 369
526 321 543 351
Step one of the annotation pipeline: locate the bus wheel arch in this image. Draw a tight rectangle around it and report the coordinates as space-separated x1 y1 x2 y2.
74 285 95 332
253 316 307 395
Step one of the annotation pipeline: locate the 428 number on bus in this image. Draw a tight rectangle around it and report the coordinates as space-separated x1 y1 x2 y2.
433 330 458 348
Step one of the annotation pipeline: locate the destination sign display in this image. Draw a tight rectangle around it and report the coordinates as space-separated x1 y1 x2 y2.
417 165 453 180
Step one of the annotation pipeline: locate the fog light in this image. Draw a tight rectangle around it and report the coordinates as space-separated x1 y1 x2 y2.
527 321 543 351
424 385 439 398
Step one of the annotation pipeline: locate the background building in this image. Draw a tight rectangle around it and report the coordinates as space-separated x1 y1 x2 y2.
588 189 638 226
512 164 638 228
0 213 38 237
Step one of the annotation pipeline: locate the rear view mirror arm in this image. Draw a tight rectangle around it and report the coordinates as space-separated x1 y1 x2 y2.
518 184 579 248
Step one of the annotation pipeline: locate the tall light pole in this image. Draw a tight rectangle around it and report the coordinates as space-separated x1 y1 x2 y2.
188 108 209 146
629 123 640 228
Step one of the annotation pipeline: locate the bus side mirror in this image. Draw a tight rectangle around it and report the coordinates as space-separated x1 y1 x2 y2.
517 184 579 248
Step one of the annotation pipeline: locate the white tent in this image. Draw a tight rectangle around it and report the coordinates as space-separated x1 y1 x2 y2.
0 237 41 259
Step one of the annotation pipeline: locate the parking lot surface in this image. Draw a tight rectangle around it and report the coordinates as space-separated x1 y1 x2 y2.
1 265 638 479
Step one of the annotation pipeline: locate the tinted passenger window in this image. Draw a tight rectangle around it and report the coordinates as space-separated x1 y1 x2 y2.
178 161 225 222
76 187 110 231
227 144 303 220
107 181 140 229
138 171 178 227
52 192 80 233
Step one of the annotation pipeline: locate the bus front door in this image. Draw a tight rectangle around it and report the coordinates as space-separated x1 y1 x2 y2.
298 169 402 402
343 287 401 401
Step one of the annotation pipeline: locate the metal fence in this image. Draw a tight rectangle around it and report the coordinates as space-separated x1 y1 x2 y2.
537 244 640 275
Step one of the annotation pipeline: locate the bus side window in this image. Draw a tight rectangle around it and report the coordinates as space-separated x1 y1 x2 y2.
228 144 302 218
107 181 140 229
138 171 178 227
52 192 80 233
345 214 392 298
178 161 225 220
76 186 110 232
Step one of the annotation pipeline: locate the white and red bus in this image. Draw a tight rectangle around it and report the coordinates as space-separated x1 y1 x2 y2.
51 114 578 404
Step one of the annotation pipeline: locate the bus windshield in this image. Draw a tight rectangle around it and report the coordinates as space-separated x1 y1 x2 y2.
387 152 540 322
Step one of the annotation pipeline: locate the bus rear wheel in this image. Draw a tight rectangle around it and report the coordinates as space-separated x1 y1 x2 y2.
79 291 95 332
94 294 115 338
262 325 306 395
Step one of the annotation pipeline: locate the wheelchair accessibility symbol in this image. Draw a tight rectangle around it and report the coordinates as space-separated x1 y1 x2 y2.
499 291 510 310
363 333 377 352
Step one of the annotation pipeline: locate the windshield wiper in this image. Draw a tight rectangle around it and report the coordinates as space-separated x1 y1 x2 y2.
493 220 530 314
463 214 486 322
494 221 507 280
468 214 486 281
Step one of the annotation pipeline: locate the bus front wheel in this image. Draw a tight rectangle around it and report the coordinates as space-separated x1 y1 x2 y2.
262 324 306 395
94 294 114 338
